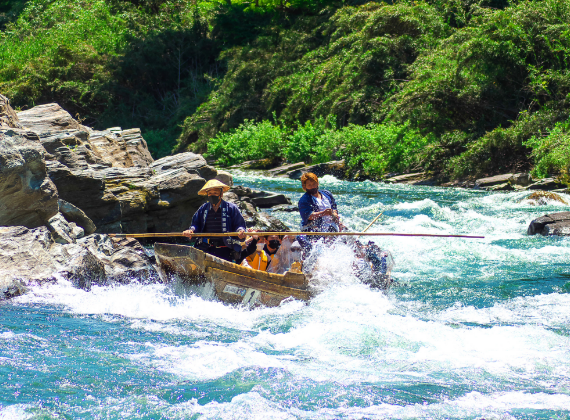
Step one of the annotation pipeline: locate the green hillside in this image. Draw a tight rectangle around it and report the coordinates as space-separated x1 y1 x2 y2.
2 0 570 180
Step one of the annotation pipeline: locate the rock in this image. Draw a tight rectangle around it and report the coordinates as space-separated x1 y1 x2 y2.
270 204 299 212
58 199 97 235
64 247 106 290
267 162 306 176
285 160 346 180
251 193 292 208
17 103 86 133
228 158 277 170
0 94 22 129
215 170 233 187
88 128 154 168
475 174 514 188
527 212 570 236
0 130 59 228
78 234 156 281
46 213 83 244
522 191 568 206
527 178 566 191
150 152 217 180
510 173 532 187
0 226 59 286
383 172 437 185
488 183 513 191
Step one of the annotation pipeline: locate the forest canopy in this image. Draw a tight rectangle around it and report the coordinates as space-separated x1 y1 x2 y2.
2 0 570 180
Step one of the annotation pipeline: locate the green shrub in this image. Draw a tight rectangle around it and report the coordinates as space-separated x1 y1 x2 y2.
525 118 570 179
206 119 286 166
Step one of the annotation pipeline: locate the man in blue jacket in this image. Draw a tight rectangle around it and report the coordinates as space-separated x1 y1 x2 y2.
297 172 344 252
183 179 247 262
298 172 341 232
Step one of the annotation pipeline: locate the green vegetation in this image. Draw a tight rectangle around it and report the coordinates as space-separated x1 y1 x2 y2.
2 0 570 179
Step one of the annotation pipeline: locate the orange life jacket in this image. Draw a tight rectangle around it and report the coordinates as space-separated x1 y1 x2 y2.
246 250 269 271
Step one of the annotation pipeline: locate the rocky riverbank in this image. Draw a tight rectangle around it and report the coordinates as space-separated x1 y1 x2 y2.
232 159 569 194
0 95 290 299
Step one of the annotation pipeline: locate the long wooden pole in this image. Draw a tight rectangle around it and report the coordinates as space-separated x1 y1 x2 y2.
109 232 484 239
362 210 385 233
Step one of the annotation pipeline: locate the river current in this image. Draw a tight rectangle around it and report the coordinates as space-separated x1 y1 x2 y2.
1 172 570 419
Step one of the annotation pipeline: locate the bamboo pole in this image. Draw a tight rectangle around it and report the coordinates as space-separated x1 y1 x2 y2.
362 210 385 233
109 231 485 239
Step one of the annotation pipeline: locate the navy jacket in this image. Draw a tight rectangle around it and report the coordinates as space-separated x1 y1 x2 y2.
298 189 338 229
190 200 246 252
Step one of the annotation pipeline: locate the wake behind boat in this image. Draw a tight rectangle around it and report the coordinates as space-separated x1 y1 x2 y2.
154 243 312 307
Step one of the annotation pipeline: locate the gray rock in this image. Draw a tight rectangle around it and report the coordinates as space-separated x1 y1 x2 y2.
285 160 346 180
384 172 429 184
0 226 59 287
150 152 217 180
510 173 532 187
58 199 97 235
527 212 570 236
475 174 514 188
228 158 276 170
215 170 233 187
64 247 106 290
251 193 292 208
89 128 154 168
46 213 81 244
78 234 156 281
271 204 299 212
17 103 86 133
0 130 59 228
527 178 566 191
267 162 306 176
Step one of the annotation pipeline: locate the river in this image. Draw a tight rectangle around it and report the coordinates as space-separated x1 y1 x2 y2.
1 172 570 419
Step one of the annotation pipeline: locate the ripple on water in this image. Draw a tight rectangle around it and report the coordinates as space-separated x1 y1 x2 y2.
2 174 570 419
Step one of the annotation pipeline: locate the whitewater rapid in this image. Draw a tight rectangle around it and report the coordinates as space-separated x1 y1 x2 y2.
1 173 569 419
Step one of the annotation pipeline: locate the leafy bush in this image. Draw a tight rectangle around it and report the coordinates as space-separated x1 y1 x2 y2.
207 117 433 177
525 118 570 179
206 119 286 166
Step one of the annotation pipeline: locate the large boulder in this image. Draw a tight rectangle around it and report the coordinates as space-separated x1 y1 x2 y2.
0 130 59 228
528 212 570 236
0 225 158 300
17 103 86 133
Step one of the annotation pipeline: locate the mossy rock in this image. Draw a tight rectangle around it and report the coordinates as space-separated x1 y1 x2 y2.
522 191 568 205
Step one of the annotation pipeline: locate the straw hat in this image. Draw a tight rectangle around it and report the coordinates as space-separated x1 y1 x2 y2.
198 179 231 196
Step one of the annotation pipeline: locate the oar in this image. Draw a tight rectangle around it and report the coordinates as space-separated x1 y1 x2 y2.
362 210 385 233
109 232 484 239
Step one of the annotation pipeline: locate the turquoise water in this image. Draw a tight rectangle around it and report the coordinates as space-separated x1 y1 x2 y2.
2 173 570 419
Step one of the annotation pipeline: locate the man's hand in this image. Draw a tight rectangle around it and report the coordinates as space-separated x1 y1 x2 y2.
237 229 246 240
183 229 194 239
322 208 334 216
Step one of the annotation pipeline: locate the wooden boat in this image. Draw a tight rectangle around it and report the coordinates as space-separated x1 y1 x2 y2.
154 243 312 307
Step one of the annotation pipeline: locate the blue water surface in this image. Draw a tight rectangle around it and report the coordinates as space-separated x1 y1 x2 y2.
1 173 570 419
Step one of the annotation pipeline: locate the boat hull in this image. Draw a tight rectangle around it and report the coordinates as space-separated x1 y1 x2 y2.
154 243 311 307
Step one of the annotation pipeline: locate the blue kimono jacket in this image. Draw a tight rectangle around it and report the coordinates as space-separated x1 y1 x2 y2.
298 189 338 230
190 200 247 252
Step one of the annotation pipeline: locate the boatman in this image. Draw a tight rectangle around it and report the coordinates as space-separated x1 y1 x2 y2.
183 179 247 262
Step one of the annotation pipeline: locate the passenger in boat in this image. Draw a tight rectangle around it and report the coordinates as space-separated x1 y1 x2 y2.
183 179 246 262
244 235 270 271
263 234 282 261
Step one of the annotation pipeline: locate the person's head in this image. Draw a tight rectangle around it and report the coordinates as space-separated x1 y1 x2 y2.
301 172 319 195
198 179 230 205
266 234 282 252
206 188 223 206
